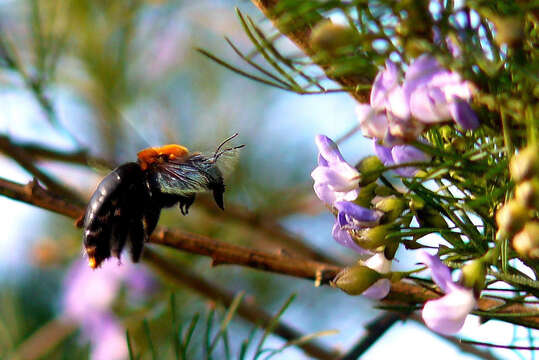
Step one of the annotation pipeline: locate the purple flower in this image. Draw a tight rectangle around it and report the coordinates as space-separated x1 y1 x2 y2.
63 259 126 322
86 313 128 360
403 55 478 130
374 141 431 177
356 104 388 140
331 201 381 254
357 61 423 142
62 259 156 360
311 135 360 205
418 251 476 335
361 253 392 300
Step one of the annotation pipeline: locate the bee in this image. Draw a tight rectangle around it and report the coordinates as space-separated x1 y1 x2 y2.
82 134 244 269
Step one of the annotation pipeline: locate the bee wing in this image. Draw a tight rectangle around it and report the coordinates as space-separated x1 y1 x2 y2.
152 159 213 195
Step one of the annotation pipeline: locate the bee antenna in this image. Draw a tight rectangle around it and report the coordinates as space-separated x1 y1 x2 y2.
214 133 239 158
214 144 245 161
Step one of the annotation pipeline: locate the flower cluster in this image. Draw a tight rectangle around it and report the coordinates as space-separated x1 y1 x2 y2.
311 134 390 298
311 53 482 335
63 259 155 360
356 56 478 176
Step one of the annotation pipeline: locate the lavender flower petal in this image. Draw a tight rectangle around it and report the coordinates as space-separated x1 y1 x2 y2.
331 222 371 255
422 284 476 335
361 253 392 299
334 201 382 225
89 313 129 360
371 60 399 111
391 145 431 177
418 251 477 335
312 135 360 205
356 104 388 139
373 142 394 166
362 279 391 300
315 134 345 164
417 251 452 292
449 99 479 130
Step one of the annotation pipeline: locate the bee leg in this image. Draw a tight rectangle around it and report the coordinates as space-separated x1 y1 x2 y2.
143 205 161 237
128 219 146 263
178 194 196 215
212 184 225 210
110 219 128 261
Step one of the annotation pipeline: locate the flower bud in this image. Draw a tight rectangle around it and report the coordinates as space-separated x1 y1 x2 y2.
354 224 392 250
355 182 377 208
496 200 529 238
331 264 382 295
357 156 384 185
512 222 539 259
310 21 358 54
375 196 406 223
515 179 539 210
490 15 524 47
409 195 425 211
510 146 539 182
461 259 486 296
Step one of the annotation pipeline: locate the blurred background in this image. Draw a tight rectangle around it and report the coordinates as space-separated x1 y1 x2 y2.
0 0 535 359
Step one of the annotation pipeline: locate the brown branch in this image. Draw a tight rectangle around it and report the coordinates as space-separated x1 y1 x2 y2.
197 195 341 265
0 135 85 204
0 176 538 330
0 136 114 169
151 226 340 285
249 0 372 102
144 247 338 360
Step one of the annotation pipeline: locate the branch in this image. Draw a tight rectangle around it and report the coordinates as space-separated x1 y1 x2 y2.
144 247 338 360
249 0 372 102
1 176 538 330
0 136 114 168
0 135 85 204
196 195 341 265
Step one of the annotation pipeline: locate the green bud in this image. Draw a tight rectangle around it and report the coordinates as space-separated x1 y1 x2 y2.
355 182 377 208
310 21 358 54
355 224 392 250
490 15 524 47
439 125 453 142
375 196 406 223
409 195 425 211
450 138 466 153
374 185 394 197
357 156 384 186
461 259 486 296
515 179 539 210
510 146 539 182
512 222 539 259
496 200 529 238
331 264 382 295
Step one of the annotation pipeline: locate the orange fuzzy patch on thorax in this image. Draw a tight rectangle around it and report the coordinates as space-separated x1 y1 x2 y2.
137 144 189 170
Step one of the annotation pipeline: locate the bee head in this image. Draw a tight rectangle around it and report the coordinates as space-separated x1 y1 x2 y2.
137 144 189 170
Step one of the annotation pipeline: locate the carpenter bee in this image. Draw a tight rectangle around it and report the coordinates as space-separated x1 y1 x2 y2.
82 134 244 269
